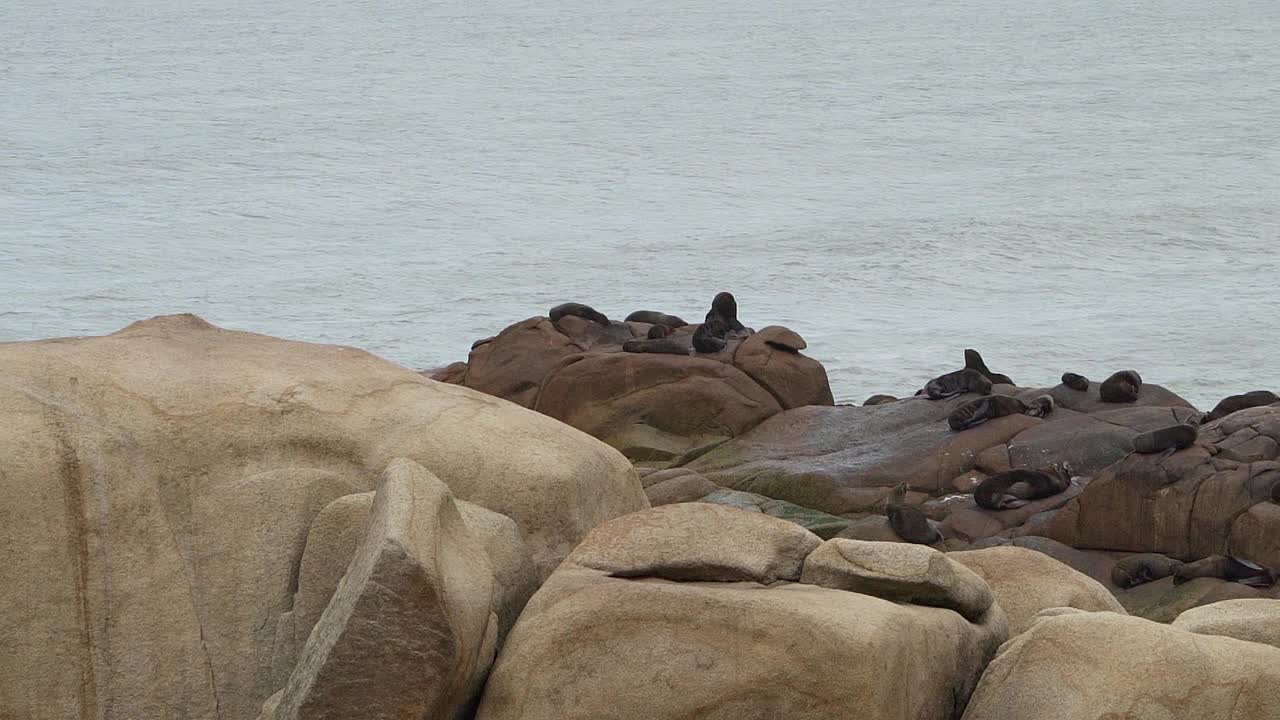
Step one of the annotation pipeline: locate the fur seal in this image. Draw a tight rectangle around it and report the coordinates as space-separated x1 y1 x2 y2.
549 302 610 326
1174 555 1276 587
1111 553 1184 589
1061 372 1090 391
863 394 898 406
470 335 496 351
705 292 747 333
691 318 728 354
622 338 690 355
924 369 994 400
974 465 1071 510
1025 394 1055 418
963 349 1014 385
885 483 941 544
625 310 689 328
646 324 672 339
1206 390 1280 422
1099 370 1142 403
948 394 1028 431
1131 424 1197 459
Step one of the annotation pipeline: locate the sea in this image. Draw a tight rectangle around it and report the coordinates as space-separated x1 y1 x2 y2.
3 0 1277 408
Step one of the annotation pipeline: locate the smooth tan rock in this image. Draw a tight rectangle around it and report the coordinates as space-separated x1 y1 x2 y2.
950 546 1125 635
271 459 496 720
960 612 1280 720
567 503 822 584
801 540 994 621
0 315 644 720
731 329 833 409
462 317 583 408
644 474 718 506
1173 599 1280 648
639 466 697 488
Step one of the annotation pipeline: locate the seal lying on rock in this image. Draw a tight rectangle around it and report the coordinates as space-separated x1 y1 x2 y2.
646 324 672 339
1174 555 1277 588
549 302 610 326
705 292 747 333
948 394 1029 431
863 394 897 406
691 318 728 353
1111 553 1185 589
1206 390 1280 422
621 337 690 355
1061 372 1090 391
1025 394 1055 418
973 465 1071 510
1131 423 1198 461
1100 370 1142 403
924 368 993 400
625 310 688 328
963 349 1014 385
885 483 941 544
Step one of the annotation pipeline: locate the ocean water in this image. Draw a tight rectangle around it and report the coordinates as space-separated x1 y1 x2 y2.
3 0 1277 408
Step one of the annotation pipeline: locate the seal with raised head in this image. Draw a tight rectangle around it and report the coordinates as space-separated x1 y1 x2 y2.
1025 394 1055 418
963 349 1014 385
691 317 729 354
885 483 941 544
1174 555 1277 587
1100 370 1142 403
625 310 689 328
924 368 994 400
1206 390 1280 422
974 465 1071 510
622 337 690 356
948 394 1028 431
1111 553 1184 589
549 302 610 326
1061 372 1090 391
1131 424 1198 459
705 291 747 333
863 394 898 406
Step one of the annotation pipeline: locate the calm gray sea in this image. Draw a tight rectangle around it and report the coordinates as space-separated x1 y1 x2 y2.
3 0 1278 407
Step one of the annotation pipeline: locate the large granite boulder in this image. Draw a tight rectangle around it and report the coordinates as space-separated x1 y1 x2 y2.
0 315 646 720
960 612 1280 719
442 310 833 460
1172 598 1280 649
477 504 1006 720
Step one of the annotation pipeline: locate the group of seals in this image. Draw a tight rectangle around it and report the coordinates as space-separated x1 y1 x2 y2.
549 302 610 326
614 292 749 356
885 483 941 544
1206 390 1280 422
963 349 1014 385
1060 372 1091 391
691 292 748 354
974 465 1072 510
1100 370 1142 403
948 393 1054 431
924 369 994 400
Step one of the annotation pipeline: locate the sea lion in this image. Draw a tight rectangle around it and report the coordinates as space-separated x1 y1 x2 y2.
885 483 941 544
923 368 994 400
1174 555 1277 588
1025 394 1055 418
470 335 496 351
963 349 1015 386
948 394 1028 431
549 302 610 326
1131 424 1198 458
705 292 746 333
1061 372 1090 391
647 324 672 339
863 394 898 406
974 465 1071 510
691 318 728 354
1111 553 1184 589
625 310 689 328
622 338 690 355
1100 370 1142 403
1206 390 1280 422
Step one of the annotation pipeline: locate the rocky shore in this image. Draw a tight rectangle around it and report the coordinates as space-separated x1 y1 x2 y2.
5 304 1280 719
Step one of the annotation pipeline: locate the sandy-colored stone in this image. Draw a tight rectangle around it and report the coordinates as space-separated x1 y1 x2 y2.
950 546 1125 635
731 328 833 409
801 540 994 621
644 474 718 506
1173 598 1280 648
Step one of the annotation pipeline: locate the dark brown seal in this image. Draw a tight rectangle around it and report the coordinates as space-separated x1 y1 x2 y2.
625 310 689 328
647 324 672 339
948 394 1028 431
705 291 747 333
622 338 690 355
549 302 610 326
863 394 898 406
1206 390 1280 422
964 349 1014 385
924 368 994 400
1061 372 1090 391
1174 555 1276 587
1025 394 1055 418
1131 424 1197 455
1099 370 1142 403
974 465 1071 510
1111 553 1184 589
691 317 728 353
885 483 941 544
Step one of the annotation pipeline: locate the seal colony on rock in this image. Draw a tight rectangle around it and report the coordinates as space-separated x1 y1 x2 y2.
1111 553 1185 589
923 368 993 400
948 394 1030 431
885 483 941 544
1174 555 1277 588
1206 390 1280 422
963 349 1014 385
625 310 688 328
1100 370 1142 403
973 466 1072 510
549 302 610 326
1061 372 1090 391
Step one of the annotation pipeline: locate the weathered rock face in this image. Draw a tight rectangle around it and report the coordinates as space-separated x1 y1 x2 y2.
949 546 1126 635
0 315 646 720
1172 598 1280 649
960 612 1280 720
443 311 833 460
477 504 1007 720
1041 405 1280 567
